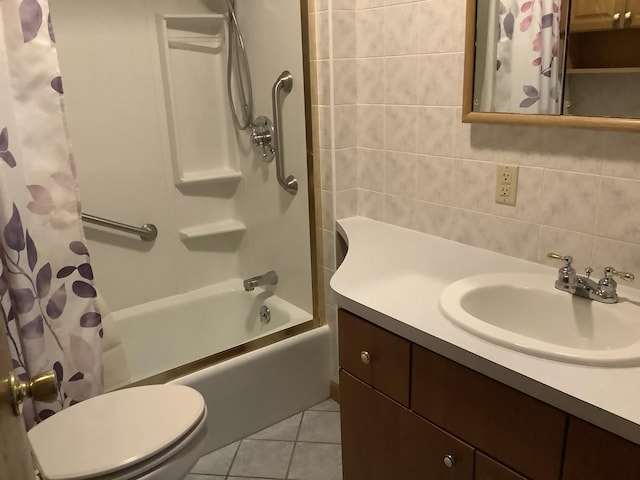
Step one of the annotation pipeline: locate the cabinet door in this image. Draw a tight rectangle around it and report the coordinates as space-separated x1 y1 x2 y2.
570 0 626 32
625 0 640 27
340 370 474 480
475 452 529 480
338 309 410 406
563 416 640 480
411 346 567 480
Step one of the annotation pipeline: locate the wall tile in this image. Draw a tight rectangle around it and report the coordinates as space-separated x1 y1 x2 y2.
333 0 355 10
357 105 385 149
540 170 600 234
384 151 416 197
357 58 385 104
415 155 455 204
320 148 333 190
384 3 420 56
384 56 418 105
358 189 385 221
317 105 332 149
595 177 640 243
322 228 335 270
384 194 415 229
452 159 494 214
356 8 385 58
537 226 593 274
321 189 334 231
602 132 640 180
334 105 357 149
315 11 330 60
316 60 331 106
416 106 456 157
384 106 417 153
335 148 358 191
336 189 358 219
357 0 385 9
449 208 495 251
332 11 356 59
418 0 466 54
591 237 640 286
544 128 606 174
488 217 539 262
333 59 357 105
488 125 546 167
415 201 453 238
357 148 385 191
417 53 463 106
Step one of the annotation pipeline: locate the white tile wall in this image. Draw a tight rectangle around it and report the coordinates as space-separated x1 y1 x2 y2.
310 0 640 302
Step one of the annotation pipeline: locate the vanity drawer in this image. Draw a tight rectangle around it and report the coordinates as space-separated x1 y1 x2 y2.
411 345 567 480
563 416 640 480
338 309 411 406
475 452 529 480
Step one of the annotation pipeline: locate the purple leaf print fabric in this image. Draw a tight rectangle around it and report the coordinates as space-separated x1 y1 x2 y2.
0 0 103 428
482 0 562 114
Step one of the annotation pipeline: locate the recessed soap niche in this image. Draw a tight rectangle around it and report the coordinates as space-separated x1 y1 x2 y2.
156 14 246 243
156 14 242 187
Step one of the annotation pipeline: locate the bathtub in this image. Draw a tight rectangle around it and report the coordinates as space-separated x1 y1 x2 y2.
108 279 331 453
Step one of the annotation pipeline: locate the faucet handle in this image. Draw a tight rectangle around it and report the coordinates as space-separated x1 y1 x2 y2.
547 252 574 268
608 267 635 282
585 267 594 278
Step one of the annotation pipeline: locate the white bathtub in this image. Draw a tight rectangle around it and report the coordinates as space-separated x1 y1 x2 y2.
108 279 331 453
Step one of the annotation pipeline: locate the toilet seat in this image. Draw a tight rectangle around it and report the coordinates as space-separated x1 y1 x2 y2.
28 385 207 480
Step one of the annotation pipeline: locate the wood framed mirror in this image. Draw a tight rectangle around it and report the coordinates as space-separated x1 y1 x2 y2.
463 0 640 132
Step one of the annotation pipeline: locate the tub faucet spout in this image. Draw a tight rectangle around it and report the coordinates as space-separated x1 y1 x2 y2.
243 270 278 291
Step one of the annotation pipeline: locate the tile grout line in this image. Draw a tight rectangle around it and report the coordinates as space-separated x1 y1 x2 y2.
284 409 307 479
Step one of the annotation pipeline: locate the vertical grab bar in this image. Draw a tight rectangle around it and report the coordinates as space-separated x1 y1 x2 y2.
271 71 298 194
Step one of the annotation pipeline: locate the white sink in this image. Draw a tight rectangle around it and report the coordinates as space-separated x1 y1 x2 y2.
439 273 640 367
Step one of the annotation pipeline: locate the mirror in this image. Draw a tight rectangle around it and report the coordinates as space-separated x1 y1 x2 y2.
463 0 640 131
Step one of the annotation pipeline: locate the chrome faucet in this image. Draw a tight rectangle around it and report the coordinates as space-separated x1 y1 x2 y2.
243 270 278 291
547 253 635 304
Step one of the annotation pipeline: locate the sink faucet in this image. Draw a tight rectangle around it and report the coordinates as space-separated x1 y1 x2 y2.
547 253 635 304
243 270 278 291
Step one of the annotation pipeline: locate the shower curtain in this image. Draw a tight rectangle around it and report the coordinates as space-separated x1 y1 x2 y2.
0 0 102 426
481 0 563 114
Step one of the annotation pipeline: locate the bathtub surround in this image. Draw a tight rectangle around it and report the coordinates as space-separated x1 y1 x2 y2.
0 0 103 424
52 0 314 319
311 0 640 379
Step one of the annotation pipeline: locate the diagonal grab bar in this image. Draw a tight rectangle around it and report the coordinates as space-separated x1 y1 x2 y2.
81 213 158 241
271 71 298 194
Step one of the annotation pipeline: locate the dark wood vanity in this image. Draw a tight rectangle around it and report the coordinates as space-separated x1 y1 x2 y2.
338 309 640 480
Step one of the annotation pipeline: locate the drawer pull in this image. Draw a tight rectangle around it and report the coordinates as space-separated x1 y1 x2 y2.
360 351 371 365
443 455 456 468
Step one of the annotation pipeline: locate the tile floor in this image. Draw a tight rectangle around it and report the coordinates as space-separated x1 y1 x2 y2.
187 398 342 480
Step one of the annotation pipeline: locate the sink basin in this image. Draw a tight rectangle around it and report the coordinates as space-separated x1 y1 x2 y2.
439 273 640 367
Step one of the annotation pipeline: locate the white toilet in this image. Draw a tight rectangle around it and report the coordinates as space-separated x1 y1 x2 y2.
27 384 208 480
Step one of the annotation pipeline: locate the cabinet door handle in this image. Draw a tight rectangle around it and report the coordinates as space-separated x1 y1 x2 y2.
360 351 371 365
613 12 621 23
626 11 632 20
443 455 456 468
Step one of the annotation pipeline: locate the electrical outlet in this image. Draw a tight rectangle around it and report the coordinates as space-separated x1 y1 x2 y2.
495 164 519 206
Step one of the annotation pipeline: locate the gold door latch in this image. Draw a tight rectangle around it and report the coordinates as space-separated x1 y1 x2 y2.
8 370 58 416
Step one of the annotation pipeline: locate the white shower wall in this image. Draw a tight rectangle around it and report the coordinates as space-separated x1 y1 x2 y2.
50 0 313 315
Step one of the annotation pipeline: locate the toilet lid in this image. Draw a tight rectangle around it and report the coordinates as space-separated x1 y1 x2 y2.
28 384 205 480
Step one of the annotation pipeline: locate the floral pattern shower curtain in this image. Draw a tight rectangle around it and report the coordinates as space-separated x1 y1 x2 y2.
481 0 562 114
0 0 102 426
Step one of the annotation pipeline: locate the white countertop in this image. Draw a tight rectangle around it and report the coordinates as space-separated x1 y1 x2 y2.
330 216 640 444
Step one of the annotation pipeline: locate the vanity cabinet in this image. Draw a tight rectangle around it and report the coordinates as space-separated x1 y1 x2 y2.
338 309 640 480
571 0 640 32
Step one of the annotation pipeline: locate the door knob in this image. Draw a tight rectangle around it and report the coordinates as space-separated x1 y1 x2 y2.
8 370 58 416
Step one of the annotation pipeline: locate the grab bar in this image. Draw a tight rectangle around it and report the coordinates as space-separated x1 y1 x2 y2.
81 213 158 242
271 71 298 194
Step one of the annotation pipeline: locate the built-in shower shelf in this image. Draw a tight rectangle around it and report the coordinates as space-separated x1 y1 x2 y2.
176 169 243 186
179 220 247 240
168 37 224 54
